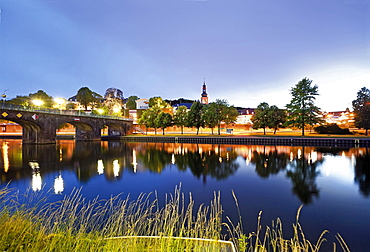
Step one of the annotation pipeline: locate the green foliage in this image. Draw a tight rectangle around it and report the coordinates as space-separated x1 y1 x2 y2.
155 112 173 135
203 103 219 134
352 87 370 135
173 106 188 134
149 96 170 108
76 87 102 110
66 102 76 110
6 90 54 108
138 106 161 134
285 77 322 136
0 187 348 252
314 124 352 135
29 90 54 108
268 105 287 134
6 95 30 107
222 104 239 126
251 102 270 134
209 99 239 135
252 103 286 134
186 101 204 135
126 95 139 109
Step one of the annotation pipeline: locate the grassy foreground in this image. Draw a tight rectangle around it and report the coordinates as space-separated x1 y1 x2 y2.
0 186 349 252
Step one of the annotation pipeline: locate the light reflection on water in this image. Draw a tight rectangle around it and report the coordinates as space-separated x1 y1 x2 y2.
0 139 369 251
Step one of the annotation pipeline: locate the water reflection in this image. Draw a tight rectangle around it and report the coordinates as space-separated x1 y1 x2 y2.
354 148 370 197
2 142 9 173
0 140 370 202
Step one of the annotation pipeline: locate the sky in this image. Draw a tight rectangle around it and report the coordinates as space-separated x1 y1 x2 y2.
0 0 369 111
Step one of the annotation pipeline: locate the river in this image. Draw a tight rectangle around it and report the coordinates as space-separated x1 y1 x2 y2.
0 139 369 251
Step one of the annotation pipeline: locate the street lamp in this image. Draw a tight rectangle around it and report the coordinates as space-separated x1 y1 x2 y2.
32 99 44 108
1 89 8 108
113 107 121 114
53 98 66 110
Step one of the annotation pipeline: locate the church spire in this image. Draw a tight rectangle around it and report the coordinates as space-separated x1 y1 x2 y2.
201 79 209 105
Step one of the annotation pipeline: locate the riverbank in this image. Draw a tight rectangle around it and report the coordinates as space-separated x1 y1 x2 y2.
121 133 370 147
2 130 370 147
0 187 348 252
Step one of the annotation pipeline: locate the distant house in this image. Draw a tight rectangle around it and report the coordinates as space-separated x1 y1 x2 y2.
135 98 149 109
172 103 193 110
235 108 255 125
323 110 354 126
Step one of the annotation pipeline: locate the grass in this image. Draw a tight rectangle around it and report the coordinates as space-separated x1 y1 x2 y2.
0 186 349 252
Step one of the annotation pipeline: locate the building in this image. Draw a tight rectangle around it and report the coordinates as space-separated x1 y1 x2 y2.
322 110 354 126
201 80 209 105
135 99 149 109
235 108 255 125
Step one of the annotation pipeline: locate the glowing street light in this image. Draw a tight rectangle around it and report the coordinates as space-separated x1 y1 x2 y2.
1 89 8 108
113 107 121 114
32 99 44 107
53 98 66 110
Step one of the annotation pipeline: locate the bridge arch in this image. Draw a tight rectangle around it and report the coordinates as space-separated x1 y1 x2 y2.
0 117 45 144
57 120 99 141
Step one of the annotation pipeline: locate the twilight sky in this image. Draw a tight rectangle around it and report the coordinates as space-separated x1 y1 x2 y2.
0 0 369 111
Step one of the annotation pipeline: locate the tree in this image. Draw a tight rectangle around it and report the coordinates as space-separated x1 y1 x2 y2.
76 87 102 110
203 103 219 135
285 78 321 136
186 101 204 135
66 102 76 110
268 105 286 134
212 99 238 135
149 96 170 108
7 95 30 107
155 112 173 135
126 95 139 109
7 91 53 108
352 87 370 135
138 106 161 134
103 88 124 114
29 90 54 108
251 102 270 135
173 106 188 134
221 104 239 130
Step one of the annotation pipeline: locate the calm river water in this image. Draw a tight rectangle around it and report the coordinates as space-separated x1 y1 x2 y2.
0 139 369 251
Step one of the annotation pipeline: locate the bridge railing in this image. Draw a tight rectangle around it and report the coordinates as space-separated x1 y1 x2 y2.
1 103 132 121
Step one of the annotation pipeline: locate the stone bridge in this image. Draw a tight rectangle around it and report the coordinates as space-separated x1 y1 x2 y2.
0 105 133 144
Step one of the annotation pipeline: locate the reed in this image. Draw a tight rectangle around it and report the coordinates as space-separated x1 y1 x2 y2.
0 186 348 251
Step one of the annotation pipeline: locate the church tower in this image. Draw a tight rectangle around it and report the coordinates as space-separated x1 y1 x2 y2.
201 80 209 105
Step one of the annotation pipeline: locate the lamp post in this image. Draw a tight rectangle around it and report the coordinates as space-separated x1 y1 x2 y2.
32 99 44 110
1 89 8 108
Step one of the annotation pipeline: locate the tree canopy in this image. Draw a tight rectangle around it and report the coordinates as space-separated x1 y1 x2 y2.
352 87 370 135
173 105 188 134
285 78 321 136
76 87 102 110
211 99 238 135
252 103 286 134
149 96 170 108
126 95 139 110
155 112 173 135
7 90 53 108
251 102 270 135
186 101 204 135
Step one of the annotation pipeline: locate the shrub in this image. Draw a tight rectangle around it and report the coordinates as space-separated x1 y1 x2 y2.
314 124 352 135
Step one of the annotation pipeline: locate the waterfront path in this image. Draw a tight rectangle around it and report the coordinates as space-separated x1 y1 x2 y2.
122 133 370 147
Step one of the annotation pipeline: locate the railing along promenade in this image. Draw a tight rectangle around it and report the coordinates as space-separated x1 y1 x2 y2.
122 135 370 147
1 103 129 121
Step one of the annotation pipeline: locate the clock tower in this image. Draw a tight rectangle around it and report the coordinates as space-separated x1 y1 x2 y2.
201 80 209 105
